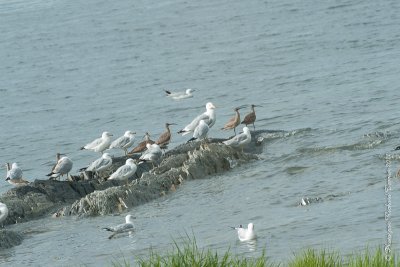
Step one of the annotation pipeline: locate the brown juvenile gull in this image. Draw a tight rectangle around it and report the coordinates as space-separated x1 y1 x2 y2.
46 153 73 180
128 132 155 154
178 102 216 136
221 106 244 134
155 123 176 149
80 131 113 154
241 104 260 131
103 214 135 239
109 130 136 155
5 162 29 186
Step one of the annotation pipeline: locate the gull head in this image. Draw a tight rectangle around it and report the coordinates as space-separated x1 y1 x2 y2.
206 102 216 110
11 162 19 169
126 158 136 165
102 132 113 138
248 223 254 231
102 153 112 159
186 88 195 94
124 130 136 136
243 127 250 134
125 214 135 224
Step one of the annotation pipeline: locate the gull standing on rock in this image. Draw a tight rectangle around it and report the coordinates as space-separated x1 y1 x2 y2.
108 159 137 184
165 89 195 100
232 223 257 242
80 131 113 154
128 132 155 154
110 131 136 155
178 102 216 136
0 202 8 226
156 123 176 149
139 143 162 167
188 120 209 142
5 163 29 186
46 153 73 180
223 126 252 151
241 104 260 131
103 214 135 239
221 106 243 135
84 153 113 178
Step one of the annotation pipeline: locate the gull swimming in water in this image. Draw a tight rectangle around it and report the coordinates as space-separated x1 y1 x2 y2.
221 106 244 135
0 202 8 226
156 123 176 149
188 119 209 142
232 223 257 242
5 163 29 186
241 104 260 131
128 132 155 154
139 143 162 167
46 153 73 180
165 88 195 100
103 214 135 239
110 131 136 155
80 131 113 154
108 158 137 183
84 153 113 178
178 102 216 136
223 126 251 151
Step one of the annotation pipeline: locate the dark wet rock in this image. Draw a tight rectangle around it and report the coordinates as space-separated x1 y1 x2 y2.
0 230 23 249
0 131 265 224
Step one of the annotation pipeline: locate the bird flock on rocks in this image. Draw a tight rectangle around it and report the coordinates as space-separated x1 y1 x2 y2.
1 89 260 240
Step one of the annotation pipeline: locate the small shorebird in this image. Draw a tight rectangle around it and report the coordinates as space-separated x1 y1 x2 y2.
5 162 29 186
221 106 244 135
188 119 209 143
108 158 137 184
110 131 136 155
103 214 135 239
156 123 176 149
46 153 73 180
165 88 195 100
0 202 8 226
223 126 252 152
128 132 155 154
80 131 113 154
231 223 257 242
178 102 216 136
241 104 260 131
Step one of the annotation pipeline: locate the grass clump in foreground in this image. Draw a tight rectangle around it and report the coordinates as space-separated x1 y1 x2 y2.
112 237 399 267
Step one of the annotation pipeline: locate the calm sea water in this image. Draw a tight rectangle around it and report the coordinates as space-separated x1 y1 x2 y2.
1 0 400 265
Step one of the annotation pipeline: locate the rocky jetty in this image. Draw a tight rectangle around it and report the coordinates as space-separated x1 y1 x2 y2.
0 131 266 249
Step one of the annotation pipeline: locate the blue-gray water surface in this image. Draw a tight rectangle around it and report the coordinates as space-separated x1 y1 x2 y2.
1 0 400 265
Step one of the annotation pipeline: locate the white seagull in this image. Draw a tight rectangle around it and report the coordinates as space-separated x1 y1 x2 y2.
80 131 113 153
85 153 113 177
103 214 135 239
5 162 29 186
46 153 73 180
139 143 162 166
233 223 257 242
223 126 251 151
110 131 136 155
0 202 8 225
188 119 209 142
165 88 195 100
178 102 216 136
108 158 137 183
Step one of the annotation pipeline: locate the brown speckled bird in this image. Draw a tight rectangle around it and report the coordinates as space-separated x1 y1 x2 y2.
156 123 176 149
241 104 260 131
221 107 243 134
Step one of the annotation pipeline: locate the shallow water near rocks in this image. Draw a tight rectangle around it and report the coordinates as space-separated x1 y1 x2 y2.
1 0 400 265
